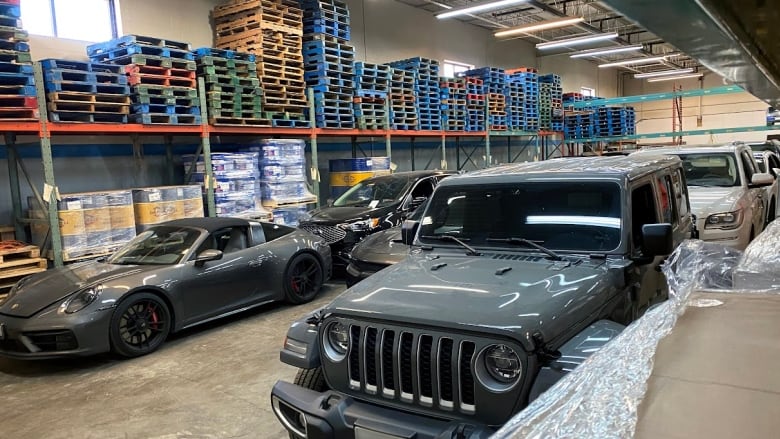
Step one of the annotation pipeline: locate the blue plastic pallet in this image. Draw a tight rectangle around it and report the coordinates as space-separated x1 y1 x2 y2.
89 44 195 63
45 80 129 94
45 70 97 83
0 61 31 74
131 113 201 125
87 35 191 56
0 5 21 19
0 72 33 86
49 111 128 124
193 47 255 62
0 39 27 52
0 84 35 96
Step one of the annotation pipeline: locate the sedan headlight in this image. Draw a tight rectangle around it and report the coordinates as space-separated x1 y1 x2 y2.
346 218 380 232
323 321 349 361
59 285 103 314
705 210 743 230
475 344 523 392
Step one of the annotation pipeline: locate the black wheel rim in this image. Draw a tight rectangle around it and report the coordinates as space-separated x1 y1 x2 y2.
290 259 320 297
118 299 167 349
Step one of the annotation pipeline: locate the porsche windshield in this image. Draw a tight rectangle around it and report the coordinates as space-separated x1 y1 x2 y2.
419 182 622 252
333 175 414 208
108 227 202 265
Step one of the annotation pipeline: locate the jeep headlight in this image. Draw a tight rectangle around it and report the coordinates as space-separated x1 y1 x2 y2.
59 285 103 314
324 321 349 361
705 210 743 230
476 344 523 391
347 218 380 231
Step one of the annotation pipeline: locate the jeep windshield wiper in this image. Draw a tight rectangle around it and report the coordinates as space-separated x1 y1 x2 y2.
486 237 562 261
420 235 481 256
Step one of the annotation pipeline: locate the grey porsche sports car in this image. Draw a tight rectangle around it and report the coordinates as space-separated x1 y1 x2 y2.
0 217 331 359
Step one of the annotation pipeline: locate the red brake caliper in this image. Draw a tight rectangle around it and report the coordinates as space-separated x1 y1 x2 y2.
148 305 159 330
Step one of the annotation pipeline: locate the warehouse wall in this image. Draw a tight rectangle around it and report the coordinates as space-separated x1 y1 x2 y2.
539 55 619 97
623 72 779 145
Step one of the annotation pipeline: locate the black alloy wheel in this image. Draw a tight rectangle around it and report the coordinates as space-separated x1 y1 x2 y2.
284 253 324 304
109 293 171 358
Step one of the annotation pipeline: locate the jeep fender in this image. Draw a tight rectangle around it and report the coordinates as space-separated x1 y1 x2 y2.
280 309 323 369
529 320 625 401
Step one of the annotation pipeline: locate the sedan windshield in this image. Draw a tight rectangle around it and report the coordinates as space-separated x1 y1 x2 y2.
419 182 622 252
677 153 741 187
108 226 202 265
333 175 414 208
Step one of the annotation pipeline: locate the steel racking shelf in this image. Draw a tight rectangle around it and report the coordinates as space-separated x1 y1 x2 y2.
569 85 744 109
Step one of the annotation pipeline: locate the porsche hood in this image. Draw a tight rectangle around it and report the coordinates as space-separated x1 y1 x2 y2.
0 262 155 318
325 253 623 350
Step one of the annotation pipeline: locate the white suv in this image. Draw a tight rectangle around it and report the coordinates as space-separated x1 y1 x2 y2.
634 143 774 249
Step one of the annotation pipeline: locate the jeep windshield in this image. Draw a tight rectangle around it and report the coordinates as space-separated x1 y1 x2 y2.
333 175 414 208
418 181 622 252
677 153 741 187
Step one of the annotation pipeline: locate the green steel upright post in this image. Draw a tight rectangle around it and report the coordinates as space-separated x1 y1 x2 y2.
5 134 24 240
34 62 62 266
484 95 491 168
308 88 321 207
384 98 391 161
164 135 174 185
197 78 215 217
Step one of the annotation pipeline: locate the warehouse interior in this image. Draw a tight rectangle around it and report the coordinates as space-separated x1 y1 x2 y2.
1 0 779 438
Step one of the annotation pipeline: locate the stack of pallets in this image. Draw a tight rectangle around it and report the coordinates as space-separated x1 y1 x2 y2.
595 106 635 137
352 62 389 130
487 93 507 131
389 57 440 130
0 241 46 292
505 81 524 131
87 35 201 125
42 59 130 123
214 0 309 126
507 71 539 131
440 78 466 131
462 68 509 131
0 0 37 121
193 47 268 126
388 67 416 130
300 0 355 128
465 77 485 132
564 111 595 140
539 73 562 131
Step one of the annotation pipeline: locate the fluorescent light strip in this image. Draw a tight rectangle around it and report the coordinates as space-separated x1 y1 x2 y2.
536 32 619 50
647 73 704 82
599 56 667 68
436 0 528 19
495 17 584 38
570 45 643 58
634 68 694 78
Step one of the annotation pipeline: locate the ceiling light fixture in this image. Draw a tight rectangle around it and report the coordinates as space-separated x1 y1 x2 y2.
647 73 704 82
436 0 529 20
570 45 643 58
536 32 619 50
634 68 695 78
494 17 584 38
598 56 667 68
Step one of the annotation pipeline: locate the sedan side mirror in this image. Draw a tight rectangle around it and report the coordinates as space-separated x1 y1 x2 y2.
195 249 223 266
401 220 420 246
750 173 774 188
408 196 427 211
641 223 673 257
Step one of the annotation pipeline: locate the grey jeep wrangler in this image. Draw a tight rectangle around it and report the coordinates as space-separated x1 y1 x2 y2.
271 155 695 439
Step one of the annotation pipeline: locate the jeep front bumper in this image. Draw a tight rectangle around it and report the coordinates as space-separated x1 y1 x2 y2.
271 381 494 439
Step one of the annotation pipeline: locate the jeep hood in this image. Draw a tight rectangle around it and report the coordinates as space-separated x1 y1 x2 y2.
687 186 744 218
0 262 155 318
326 253 623 350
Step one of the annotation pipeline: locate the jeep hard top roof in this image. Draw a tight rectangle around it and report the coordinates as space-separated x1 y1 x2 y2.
440 155 681 186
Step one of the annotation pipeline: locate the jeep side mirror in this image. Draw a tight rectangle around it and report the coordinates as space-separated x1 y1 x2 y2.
750 173 774 188
401 220 420 245
641 223 673 257
195 249 223 266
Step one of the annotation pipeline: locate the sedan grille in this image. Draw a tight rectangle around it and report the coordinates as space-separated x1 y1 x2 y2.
299 224 347 244
344 323 477 414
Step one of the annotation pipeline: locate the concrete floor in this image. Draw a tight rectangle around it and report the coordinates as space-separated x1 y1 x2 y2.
0 282 346 439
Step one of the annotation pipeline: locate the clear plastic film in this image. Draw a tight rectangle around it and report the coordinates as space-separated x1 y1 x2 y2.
492 229 780 439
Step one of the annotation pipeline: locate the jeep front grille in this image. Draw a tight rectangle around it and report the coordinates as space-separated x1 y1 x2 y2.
299 224 346 244
345 324 477 414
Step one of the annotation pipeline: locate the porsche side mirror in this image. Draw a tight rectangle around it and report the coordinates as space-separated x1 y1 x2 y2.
195 249 223 266
750 173 774 188
401 220 420 246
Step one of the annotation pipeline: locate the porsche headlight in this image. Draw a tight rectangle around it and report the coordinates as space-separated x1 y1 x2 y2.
59 285 103 314
705 210 743 230
347 218 380 231
323 321 349 361
475 344 523 392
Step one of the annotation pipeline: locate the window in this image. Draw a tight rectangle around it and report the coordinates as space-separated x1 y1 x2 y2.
443 60 475 78
581 87 596 97
631 183 658 251
672 169 690 217
21 0 119 42
657 175 678 225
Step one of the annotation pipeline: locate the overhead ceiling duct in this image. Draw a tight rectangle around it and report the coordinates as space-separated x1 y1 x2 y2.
600 0 780 107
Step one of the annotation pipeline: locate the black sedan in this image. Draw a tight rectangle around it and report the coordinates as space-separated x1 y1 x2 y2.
298 170 454 269
0 217 331 359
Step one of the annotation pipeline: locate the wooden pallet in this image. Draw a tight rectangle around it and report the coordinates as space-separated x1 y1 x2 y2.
0 258 47 290
0 225 14 241
213 0 262 21
0 242 40 264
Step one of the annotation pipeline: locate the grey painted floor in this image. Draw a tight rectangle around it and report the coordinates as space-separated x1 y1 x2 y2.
0 282 346 439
